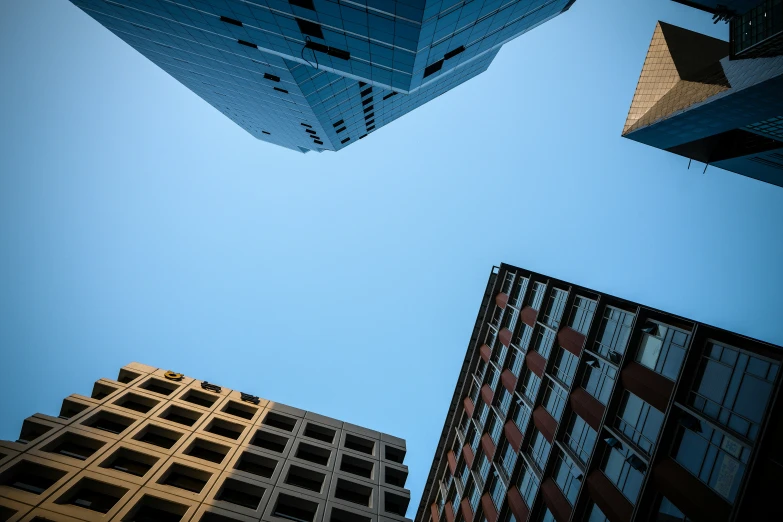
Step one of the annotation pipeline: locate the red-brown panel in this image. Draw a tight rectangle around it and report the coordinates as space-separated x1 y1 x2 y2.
621 362 674 413
525 351 546 377
444 501 455 522
540 479 572 522
532 407 557 443
569 387 605 432
463 444 475 467
504 420 523 452
480 344 492 363
507 487 531 522
653 458 731 522
431 503 440 522
496 293 509 309
481 384 494 406
480 433 496 459
521 306 538 327
501 369 518 393
447 450 458 475
481 493 499 522
586 470 633 522
460 498 474 522
557 327 586 357
499 328 512 347
464 396 475 418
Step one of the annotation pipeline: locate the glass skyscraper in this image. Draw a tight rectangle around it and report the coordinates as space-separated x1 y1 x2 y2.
68 0 577 152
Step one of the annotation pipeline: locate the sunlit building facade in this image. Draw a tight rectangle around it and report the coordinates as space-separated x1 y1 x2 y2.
0 362 411 522
415 263 782 522
67 0 577 153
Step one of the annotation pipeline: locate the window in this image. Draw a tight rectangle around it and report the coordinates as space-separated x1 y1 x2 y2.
100 447 159 477
488 471 506 509
273 493 318 522
457 458 470 487
520 368 541 403
16 420 54 444
513 324 534 351
508 348 525 377
384 498 408 522
123 494 189 522
114 393 159 414
594 306 634 359
600 446 644 504
532 326 556 359
563 413 597 465
688 342 778 441
134 425 182 449
529 429 551 471
423 60 444 77
304 423 336 444
0 459 66 494
449 489 461 515
488 412 503 444
441 467 453 493
466 479 481 511
159 463 211 494
385 466 407 487
501 271 516 294
295 442 330 465
528 282 546 310
586 502 609 522
502 307 519 333
220 15 243 27
296 18 324 39
264 73 281 82
459 411 470 437
582 355 617 404
552 452 582 504
235 451 277 478
615 392 664 455
44 431 106 460
541 379 567 421
290 0 316 11
184 438 231 464
672 417 749 503
182 389 218 408
341 138 350 144
552 347 578 386
655 496 691 521
335 478 373 508
59 398 88 419
498 438 517 478
57 478 127 513
569 297 597 335
140 378 178 396
512 401 532 434
205 418 244 440
497 388 512 416
466 424 479 454
543 288 568 328
510 276 529 309
491 343 508 367
636 322 690 380
251 430 289 454
286 465 326 493
223 401 257 420
117 368 141 384
476 401 489 428
517 461 540 507
159 405 202 427
539 508 556 522
486 365 500 392
262 412 297 432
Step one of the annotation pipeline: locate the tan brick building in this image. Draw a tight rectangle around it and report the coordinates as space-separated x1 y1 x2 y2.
0 362 411 522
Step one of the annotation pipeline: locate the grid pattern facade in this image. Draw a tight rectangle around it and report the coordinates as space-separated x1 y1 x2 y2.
415 263 783 522
0 362 411 522
67 0 575 153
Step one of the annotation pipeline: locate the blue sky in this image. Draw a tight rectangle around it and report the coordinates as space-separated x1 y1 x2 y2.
1 0 782 515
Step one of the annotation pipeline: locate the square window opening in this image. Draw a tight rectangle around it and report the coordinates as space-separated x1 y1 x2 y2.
285 465 326 493
121 494 189 522
83 410 134 435
385 466 407 488
273 493 318 522
17 420 54 444
117 369 141 384
134 425 182 449
141 378 178 397
344 434 374 455
334 478 372 507
263 412 297 432
296 442 331 466
91 382 118 400
0 459 66 494
215 478 265 510
330 508 371 522
251 430 289 453
205 418 243 440
100 447 159 477
182 389 218 408
115 392 159 414
296 18 324 39
303 423 336 444
59 398 88 420
340 454 373 479
384 491 409 516
159 463 212 494
44 432 105 461
56 477 127 513
160 405 202 427
184 438 230 464
235 451 277 478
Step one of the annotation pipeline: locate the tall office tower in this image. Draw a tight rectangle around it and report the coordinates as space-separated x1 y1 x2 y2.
0 362 411 522
67 0 577 153
415 264 782 522
622 0 783 187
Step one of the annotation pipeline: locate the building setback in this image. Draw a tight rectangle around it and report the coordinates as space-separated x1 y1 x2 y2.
66 0 577 153
0 362 411 522
622 0 783 187
415 263 782 522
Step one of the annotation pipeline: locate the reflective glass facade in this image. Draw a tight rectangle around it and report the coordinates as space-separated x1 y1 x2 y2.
69 0 576 152
416 263 782 522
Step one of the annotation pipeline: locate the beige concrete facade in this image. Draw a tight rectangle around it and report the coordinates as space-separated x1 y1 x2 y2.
0 362 411 522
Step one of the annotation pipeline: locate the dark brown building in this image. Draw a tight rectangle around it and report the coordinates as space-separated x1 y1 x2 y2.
415 263 782 522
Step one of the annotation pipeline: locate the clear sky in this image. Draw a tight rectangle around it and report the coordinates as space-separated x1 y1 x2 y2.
1 0 782 516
